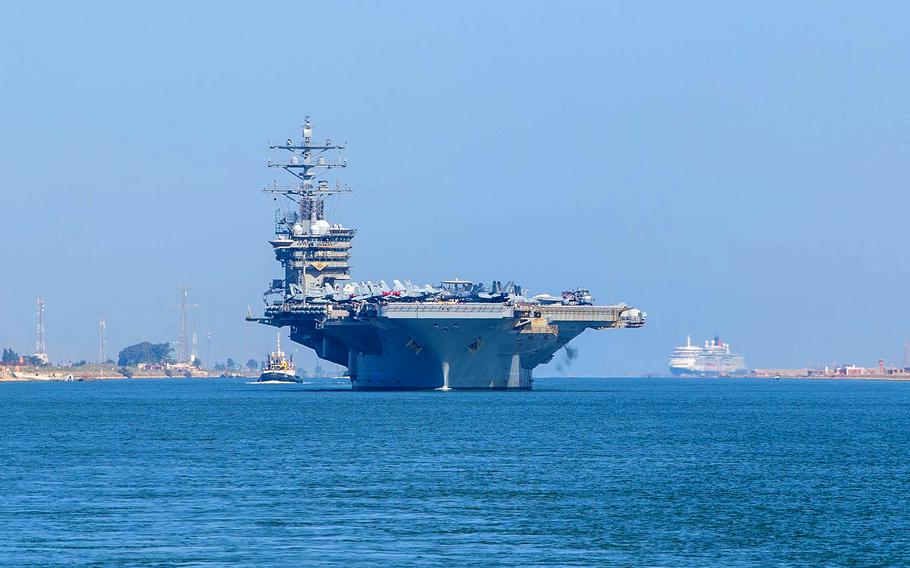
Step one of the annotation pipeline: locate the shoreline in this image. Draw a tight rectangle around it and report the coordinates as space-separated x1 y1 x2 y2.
0 368 256 383
541 374 910 382
6 370 910 384
681 375 910 382
0 375 251 383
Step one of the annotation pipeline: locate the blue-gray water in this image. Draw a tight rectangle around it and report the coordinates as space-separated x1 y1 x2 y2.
1 377 908 566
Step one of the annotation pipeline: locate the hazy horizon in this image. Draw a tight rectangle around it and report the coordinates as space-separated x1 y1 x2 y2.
2 2 908 375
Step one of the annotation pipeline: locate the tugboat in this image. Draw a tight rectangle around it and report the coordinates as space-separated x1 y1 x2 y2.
258 333 301 383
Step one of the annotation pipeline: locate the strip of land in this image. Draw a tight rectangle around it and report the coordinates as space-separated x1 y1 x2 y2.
0 365 255 382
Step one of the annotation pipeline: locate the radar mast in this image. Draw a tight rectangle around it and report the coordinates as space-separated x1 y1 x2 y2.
263 118 356 300
264 116 351 230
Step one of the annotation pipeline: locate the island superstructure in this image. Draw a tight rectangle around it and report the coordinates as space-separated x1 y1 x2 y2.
247 118 646 390
669 335 747 376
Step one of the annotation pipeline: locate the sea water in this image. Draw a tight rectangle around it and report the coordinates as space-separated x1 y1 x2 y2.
1 377 908 566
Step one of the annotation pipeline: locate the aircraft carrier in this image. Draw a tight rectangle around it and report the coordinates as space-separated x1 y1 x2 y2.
247 119 646 390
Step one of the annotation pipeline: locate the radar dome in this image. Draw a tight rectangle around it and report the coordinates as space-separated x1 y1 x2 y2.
292 223 304 236
311 219 330 235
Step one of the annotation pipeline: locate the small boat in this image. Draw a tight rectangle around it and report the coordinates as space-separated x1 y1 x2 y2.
258 333 301 383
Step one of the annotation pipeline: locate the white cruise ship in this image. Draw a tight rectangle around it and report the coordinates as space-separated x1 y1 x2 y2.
669 335 747 376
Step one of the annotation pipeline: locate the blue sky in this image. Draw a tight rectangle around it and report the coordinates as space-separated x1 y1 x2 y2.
1 2 908 374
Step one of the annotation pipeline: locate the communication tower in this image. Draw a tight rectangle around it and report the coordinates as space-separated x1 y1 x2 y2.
99 319 106 365
174 287 197 363
34 298 49 364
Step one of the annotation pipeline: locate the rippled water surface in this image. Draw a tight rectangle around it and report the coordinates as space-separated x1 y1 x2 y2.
2 377 909 566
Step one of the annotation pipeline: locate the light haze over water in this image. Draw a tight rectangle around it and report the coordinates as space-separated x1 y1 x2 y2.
1 2 908 373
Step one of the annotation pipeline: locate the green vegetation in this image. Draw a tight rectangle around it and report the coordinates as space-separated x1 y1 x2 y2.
246 359 259 372
117 342 173 367
1 348 18 364
23 355 46 366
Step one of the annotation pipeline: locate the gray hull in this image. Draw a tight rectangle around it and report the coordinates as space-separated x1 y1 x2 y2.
287 303 631 390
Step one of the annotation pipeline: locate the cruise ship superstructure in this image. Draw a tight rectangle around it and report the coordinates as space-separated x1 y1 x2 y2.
247 118 646 390
669 336 747 376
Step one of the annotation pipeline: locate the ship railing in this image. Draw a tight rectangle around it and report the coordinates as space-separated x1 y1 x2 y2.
538 306 624 321
291 260 349 269
381 303 512 314
288 239 353 248
307 251 350 259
